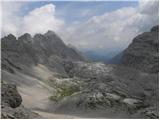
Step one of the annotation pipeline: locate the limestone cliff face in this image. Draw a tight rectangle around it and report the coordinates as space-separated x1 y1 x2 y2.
1 31 88 75
1 31 88 119
122 26 159 73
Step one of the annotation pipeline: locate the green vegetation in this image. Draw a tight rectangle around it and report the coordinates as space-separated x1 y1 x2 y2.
49 86 80 102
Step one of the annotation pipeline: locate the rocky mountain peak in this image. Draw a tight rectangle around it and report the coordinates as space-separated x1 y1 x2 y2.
2 34 16 41
1 30 87 74
18 33 32 43
151 25 159 32
19 33 31 39
33 33 44 39
45 30 56 36
44 30 63 44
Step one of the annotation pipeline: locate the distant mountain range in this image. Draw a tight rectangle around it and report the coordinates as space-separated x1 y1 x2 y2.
84 50 122 64
108 51 123 64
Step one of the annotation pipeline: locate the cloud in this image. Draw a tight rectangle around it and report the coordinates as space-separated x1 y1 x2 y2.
22 4 64 35
59 0 159 52
1 2 64 37
1 0 159 54
1 2 24 36
139 0 159 15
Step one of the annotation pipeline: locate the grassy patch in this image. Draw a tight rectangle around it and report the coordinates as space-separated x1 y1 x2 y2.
49 86 80 102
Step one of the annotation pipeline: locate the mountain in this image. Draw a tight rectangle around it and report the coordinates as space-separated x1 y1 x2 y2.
2 31 87 76
84 50 120 63
107 51 123 64
1 31 88 118
67 44 90 62
122 26 159 73
1 27 159 118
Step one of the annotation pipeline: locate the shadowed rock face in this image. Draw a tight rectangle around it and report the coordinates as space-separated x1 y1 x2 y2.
122 25 159 73
2 81 22 108
1 31 88 75
1 81 40 119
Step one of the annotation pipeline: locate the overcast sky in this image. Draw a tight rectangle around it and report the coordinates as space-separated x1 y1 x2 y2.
1 0 159 53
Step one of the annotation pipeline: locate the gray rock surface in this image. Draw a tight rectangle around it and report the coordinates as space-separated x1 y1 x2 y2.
1 30 88 75
1 81 22 108
1 30 88 119
53 62 158 118
1 81 40 119
122 25 159 73
1 27 158 118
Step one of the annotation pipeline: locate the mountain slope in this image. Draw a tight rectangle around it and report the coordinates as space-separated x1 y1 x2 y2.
1 27 159 118
1 31 88 118
122 26 159 73
2 31 87 76
108 51 123 64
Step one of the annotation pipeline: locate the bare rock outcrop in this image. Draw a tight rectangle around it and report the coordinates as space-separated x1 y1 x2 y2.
1 81 40 119
1 31 88 75
122 25 159 73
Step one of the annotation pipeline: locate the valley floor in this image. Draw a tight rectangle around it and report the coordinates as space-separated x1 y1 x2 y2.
34 110 81 119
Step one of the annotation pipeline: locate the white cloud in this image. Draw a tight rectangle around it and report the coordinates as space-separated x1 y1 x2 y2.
1 2 64 37
22 4 64 35
139 0 159 15
59 0 159 52
1 0 159 54
1 2 24 36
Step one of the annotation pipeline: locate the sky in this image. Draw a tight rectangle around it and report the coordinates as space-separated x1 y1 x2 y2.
1 0 159 54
